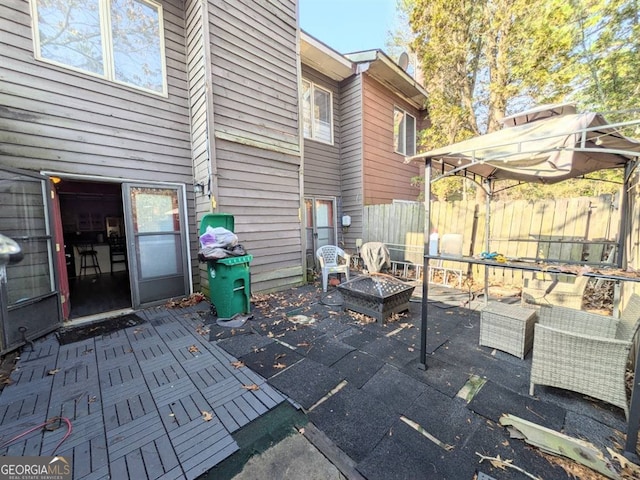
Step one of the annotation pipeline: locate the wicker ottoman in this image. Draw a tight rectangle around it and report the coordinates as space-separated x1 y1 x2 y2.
479 303 537 359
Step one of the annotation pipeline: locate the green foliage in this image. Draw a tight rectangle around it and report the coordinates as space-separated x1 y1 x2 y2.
569 0 640 113
394 0 640 200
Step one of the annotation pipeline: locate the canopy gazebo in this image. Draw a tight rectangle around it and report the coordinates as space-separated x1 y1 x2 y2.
405 104 640 459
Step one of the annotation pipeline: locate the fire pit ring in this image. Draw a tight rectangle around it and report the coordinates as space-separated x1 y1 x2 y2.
337 275 415 323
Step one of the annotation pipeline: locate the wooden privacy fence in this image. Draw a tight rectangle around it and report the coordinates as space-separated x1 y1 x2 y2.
362 196 620 287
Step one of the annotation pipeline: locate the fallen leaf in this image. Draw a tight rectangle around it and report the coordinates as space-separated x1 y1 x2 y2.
188 345 200 353
201 411 213 421
231 361 245 369
489 455 512 470
408 347 414 352
275 353 287 360
297 341 311 347
195 325 210 336
267 332 274 338
48 369 60 375
242 384 260 391
273 362 287 369
88 395 97 403
298 427 305 434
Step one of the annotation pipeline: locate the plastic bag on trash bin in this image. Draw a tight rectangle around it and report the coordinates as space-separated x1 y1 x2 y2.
198 243 247 262
198 246 229 260
199 226 238 249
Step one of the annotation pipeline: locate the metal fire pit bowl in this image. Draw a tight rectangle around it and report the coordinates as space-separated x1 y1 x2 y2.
337 275 415 323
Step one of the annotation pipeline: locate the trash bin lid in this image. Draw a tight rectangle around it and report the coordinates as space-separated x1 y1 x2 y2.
200 213 234 234
217 254 253 265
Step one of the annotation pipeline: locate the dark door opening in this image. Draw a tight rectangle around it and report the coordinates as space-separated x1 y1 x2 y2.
56 179 132 319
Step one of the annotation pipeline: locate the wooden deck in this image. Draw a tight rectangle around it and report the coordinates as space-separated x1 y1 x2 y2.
0 304 286 479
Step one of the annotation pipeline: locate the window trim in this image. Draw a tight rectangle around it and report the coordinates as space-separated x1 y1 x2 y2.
302 79 334 145
393 106 416 156
30 0 168 97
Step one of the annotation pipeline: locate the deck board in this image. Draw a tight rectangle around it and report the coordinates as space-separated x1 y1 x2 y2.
0 304 286 479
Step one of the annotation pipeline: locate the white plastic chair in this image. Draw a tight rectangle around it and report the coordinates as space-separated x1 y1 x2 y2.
316 245 351 292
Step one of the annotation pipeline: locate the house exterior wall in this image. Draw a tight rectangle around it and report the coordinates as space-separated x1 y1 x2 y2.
361 74 423 205
200 0 305 293
339 75 364 252
0 0 198 292
301 65 341 198
0 0 192 183
186 0 215 291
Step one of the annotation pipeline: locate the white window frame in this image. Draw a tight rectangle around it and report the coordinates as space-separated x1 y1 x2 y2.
394 107 416 156
30 0 168 96
302 79 334 145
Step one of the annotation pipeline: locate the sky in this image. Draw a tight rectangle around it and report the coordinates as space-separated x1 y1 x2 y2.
298 0 399 54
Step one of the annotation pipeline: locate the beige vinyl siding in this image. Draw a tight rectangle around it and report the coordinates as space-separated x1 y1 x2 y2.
210 0 299 152
362 75 422 205
339 75 364 250
207 0 303 293
0 0 192 184
302 66 341 197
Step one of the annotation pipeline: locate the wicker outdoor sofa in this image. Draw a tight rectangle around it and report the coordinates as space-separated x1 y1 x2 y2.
529 293 640 418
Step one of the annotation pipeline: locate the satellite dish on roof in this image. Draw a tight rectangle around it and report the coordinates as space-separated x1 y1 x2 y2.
398 51 409 71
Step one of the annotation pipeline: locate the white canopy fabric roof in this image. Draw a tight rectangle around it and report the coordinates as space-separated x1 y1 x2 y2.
407 111 640 184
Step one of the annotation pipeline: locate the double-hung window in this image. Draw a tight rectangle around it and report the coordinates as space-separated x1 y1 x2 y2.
393 107 416 155
30 0 167 95
302 80 333 144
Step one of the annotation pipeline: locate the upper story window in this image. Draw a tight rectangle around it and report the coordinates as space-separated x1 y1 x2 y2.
30 0 167 95
394 107 416 156
302 80 333 144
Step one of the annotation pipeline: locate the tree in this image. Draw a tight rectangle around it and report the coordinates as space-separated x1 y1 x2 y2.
397 0 585 200
570 0 640 115
406 0 578 141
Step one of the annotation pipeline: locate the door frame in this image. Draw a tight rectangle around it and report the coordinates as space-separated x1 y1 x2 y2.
41 171 194 310
304 196 338 268
123 182 191 308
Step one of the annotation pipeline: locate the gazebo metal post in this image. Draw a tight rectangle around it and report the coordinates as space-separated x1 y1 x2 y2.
483 179 491 305
624 158 639 462
419 157 432 370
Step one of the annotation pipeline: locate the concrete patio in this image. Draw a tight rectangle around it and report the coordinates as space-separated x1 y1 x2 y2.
0 280 632 479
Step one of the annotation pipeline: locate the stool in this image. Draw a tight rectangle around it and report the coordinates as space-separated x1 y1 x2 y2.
479 302 537 359
108 235 127 274
76 242 101 278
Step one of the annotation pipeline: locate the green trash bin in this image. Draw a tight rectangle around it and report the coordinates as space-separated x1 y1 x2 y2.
199 213 252 318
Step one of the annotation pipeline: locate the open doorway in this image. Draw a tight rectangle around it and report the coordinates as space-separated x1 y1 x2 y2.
56 179 132 319
304 197 337 269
